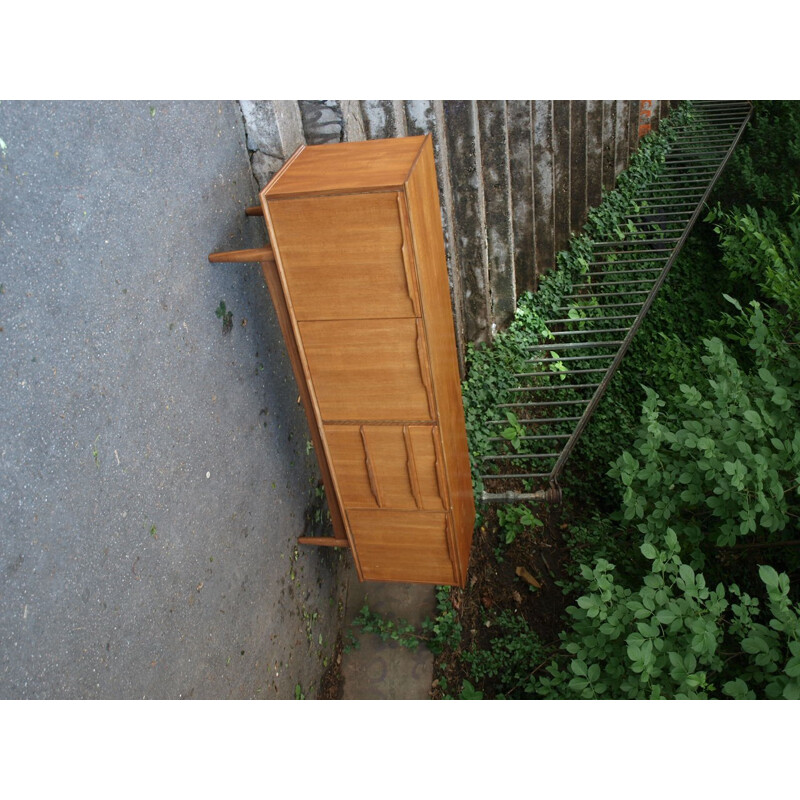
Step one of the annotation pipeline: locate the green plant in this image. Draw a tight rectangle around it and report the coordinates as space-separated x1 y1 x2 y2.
350 587 462 657
535 533 800 700
497 504 543 546
463 608 549 699
713 101 800 217
215 300 233 334
499 410 525 452
449 102 800 701
608 212 800 559
461 102 700 504
459 680 484 700
421 587 464 655
351 604 422 650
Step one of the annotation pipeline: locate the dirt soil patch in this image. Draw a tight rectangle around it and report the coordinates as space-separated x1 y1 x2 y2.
316 631 345 699
430 501 572 699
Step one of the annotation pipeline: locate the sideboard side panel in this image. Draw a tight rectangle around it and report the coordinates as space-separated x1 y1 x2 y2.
405 137 476 585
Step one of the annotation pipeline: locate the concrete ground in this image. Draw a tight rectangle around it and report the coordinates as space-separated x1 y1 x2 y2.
341 580 436 700
0 101 350 699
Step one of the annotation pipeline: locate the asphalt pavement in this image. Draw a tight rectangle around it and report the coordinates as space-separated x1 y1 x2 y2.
0 101 349 699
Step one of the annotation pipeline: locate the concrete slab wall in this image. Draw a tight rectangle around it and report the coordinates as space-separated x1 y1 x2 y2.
239 100 673 372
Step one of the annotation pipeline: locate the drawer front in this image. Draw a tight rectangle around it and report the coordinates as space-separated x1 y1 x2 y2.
298 318 434 422
324 424 445 512
347 509 456 584
267 191 420 321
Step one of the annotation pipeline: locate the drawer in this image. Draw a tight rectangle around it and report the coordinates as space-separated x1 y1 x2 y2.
267 191 421 321
298 317 434 422
347 509 456 584
324 424 445 511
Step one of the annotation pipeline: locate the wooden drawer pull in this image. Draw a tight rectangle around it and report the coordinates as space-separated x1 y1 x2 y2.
432 426 448 510
360 426 382 508
403 425 422 510
416 319 435 419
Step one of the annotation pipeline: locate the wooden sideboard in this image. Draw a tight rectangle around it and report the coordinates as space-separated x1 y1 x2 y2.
254 135 474 586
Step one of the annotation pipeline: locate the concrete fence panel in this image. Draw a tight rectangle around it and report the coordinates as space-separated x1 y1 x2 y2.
240 99 670 373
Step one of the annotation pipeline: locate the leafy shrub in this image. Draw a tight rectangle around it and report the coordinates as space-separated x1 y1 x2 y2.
713 100 800 216
535 533 800 699
461 102 699 501
350 587 462 656
608 202 800 560
497 504 543 546
536 121 800 699
453 102 800 700
463 609 548 699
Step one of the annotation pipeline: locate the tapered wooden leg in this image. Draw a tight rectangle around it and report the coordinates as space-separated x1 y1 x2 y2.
245 206 264 216
208 247 275 264
298 537 350 548
259 259 350 546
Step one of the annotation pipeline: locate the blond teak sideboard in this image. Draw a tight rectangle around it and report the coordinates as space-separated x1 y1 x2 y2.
213 135 475 586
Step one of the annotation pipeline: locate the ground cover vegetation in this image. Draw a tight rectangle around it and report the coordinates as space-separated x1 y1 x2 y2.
349 101 800 699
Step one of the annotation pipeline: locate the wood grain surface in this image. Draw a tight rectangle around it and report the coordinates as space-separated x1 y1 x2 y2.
261 135 475 585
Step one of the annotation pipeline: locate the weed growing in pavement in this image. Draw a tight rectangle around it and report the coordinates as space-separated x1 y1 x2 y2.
215 300 233 334
348 587 463 656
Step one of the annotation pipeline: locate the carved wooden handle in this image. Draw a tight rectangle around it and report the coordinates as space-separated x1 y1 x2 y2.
432 426 448 511
360 426 382 508
416 319 435 419
403 425 422 510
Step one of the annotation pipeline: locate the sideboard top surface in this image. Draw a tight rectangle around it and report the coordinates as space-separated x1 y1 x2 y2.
262 136 427 200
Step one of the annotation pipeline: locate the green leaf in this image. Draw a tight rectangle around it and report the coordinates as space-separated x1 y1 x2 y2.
723 678 752 700
741 636 769 655
571 659 588 677
640 542 658 560
568 677 589 693
783 682 800 700
459 680 484 700
722 294 742 311
684 673 704 689
785 658 800 679
744 409 761 426
667 651 683 667
759 564 780 589
656 609 678 625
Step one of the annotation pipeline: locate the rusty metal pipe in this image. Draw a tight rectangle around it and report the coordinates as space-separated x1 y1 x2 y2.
583 268 661 278
480 473 552 481
487 415 583 425
544 314 638 324
509 382 602 392
549 325 632 335
527 340 625 351
482 451 562 460
592 238 680 247
574 279 655 289
488 433 571 441
555 301 643 312
561 290 651 300
526 352 617 364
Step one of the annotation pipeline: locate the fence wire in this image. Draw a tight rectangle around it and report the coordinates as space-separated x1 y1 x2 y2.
480 101 753 504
